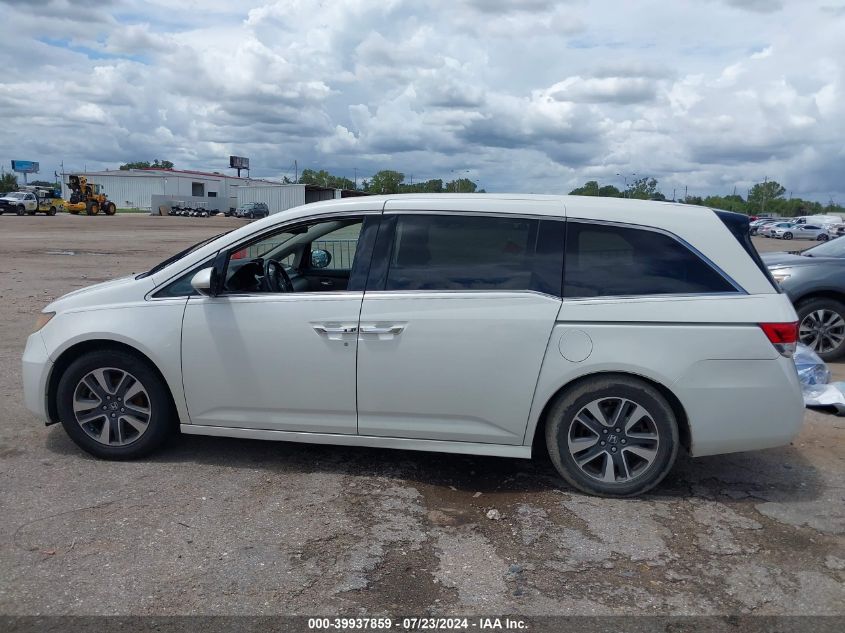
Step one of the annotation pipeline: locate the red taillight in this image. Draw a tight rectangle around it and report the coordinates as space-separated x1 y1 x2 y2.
232 248 247 260
759 321 798 357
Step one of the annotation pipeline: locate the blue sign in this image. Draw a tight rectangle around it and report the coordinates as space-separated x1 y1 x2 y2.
11 160 39 174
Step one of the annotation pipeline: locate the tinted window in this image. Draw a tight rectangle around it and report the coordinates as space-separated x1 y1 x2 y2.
564 222 736 297
384 214 563 294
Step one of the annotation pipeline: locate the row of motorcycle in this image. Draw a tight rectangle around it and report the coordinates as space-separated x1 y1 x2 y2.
167 202 222 218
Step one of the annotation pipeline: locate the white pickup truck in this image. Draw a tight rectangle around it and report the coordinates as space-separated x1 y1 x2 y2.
0 191 39 215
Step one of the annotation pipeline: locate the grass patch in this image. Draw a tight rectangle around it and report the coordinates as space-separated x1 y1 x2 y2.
116 208 148 214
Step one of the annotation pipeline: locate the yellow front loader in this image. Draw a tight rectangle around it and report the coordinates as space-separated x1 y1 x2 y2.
65 175 116 215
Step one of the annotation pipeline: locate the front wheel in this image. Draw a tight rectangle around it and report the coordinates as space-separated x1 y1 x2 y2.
797 298 845 361
783 232 793 240
56 350 175 459
545 375 679 497
104 202 116 215
17 205 25 216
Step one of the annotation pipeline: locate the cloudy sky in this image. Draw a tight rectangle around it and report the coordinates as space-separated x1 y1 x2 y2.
1 0 843 201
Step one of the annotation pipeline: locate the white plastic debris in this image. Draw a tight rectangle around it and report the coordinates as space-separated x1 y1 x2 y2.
803 382 845 414
793 344 831 386
486 509 502 520
793 344 845 415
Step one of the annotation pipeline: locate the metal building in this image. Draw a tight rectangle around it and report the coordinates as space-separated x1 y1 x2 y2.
61 168 273 211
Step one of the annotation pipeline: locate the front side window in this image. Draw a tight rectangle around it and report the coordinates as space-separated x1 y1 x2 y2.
223 216 368 294
564 221 737 297
383 214 563 294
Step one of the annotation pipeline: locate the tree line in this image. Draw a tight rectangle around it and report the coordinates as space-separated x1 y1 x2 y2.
569 178 844 217
294 169 484 194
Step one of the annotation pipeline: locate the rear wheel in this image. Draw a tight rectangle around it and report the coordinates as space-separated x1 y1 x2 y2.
545 375 679 497
797 297 845 361
56 350 175 459
49 206 57 216
104 202 116 215
86 202 100 216
818 234 829 241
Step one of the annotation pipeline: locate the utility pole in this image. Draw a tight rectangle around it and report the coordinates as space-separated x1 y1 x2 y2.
294 160 298 183
762 176 768 215
672 188 676 202
354 167 357 190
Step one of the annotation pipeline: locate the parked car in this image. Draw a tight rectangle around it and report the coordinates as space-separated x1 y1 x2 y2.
235 202 269 219
771 224 831 241
763 237 845 361
23 195 803 497
760 222 794 237
0 191 38 215
750 219 778 235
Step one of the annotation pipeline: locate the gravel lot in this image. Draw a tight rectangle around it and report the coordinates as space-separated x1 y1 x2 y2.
0 214 842 616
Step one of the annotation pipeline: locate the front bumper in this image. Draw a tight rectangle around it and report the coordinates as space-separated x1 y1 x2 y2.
22 332 53 422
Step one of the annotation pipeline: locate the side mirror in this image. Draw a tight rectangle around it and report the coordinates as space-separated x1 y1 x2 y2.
191 267 217 296
310 249 332 269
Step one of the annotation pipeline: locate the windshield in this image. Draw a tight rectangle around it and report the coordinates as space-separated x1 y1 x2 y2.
6 192 25 199
137 230 231 278
802 236 845 258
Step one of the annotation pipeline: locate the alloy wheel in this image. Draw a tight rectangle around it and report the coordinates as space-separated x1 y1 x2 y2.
568 397 660 483
72 367 152 446
800 310 845 355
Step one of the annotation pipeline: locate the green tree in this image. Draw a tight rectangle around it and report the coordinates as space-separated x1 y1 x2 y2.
569 180 600 196
445 178 477 193
569 181 622 197
0 172 18 191
30 179 60 188
747 180 786 214
625 177 663 200
598 184 622 197
366 170 405 194
298 169 355 190
120 159 174 170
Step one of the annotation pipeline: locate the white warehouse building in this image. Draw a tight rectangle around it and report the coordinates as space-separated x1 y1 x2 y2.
62 168 364 214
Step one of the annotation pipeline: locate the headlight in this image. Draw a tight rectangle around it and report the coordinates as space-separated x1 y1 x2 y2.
33 312 55 332
770 270 792 283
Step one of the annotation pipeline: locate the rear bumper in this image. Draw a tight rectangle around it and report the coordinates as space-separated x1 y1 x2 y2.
22 332 52 422
674 356 804 457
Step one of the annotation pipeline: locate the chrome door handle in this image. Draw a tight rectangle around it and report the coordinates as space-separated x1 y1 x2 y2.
359 324 405 335
312 324 357 335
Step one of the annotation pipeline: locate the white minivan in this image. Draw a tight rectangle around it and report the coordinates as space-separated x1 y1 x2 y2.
22 195 804 497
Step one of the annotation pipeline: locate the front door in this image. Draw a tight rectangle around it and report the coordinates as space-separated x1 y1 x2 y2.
356 209 565 445
181 214 377 434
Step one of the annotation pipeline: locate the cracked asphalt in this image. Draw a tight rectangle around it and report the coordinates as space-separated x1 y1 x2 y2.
0 215 843 616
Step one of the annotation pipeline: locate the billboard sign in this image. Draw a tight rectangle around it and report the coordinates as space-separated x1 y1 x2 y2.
229 156 249 170
11 160 39 174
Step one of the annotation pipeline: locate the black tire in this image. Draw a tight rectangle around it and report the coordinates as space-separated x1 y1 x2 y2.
545 375 679 497
56 350 175 459
104 202 116 215
49 206 57 216
783 232 793 240
818 234 829 241
796 297 845 361
17 205 25 216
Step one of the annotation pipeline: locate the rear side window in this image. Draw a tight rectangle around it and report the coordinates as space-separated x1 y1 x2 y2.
384 214 563 295
564 221 737 298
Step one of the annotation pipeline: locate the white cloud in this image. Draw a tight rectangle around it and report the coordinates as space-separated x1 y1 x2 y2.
0 0 842 201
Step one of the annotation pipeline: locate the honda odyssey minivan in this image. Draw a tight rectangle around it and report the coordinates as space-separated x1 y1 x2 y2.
22 195 804 497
